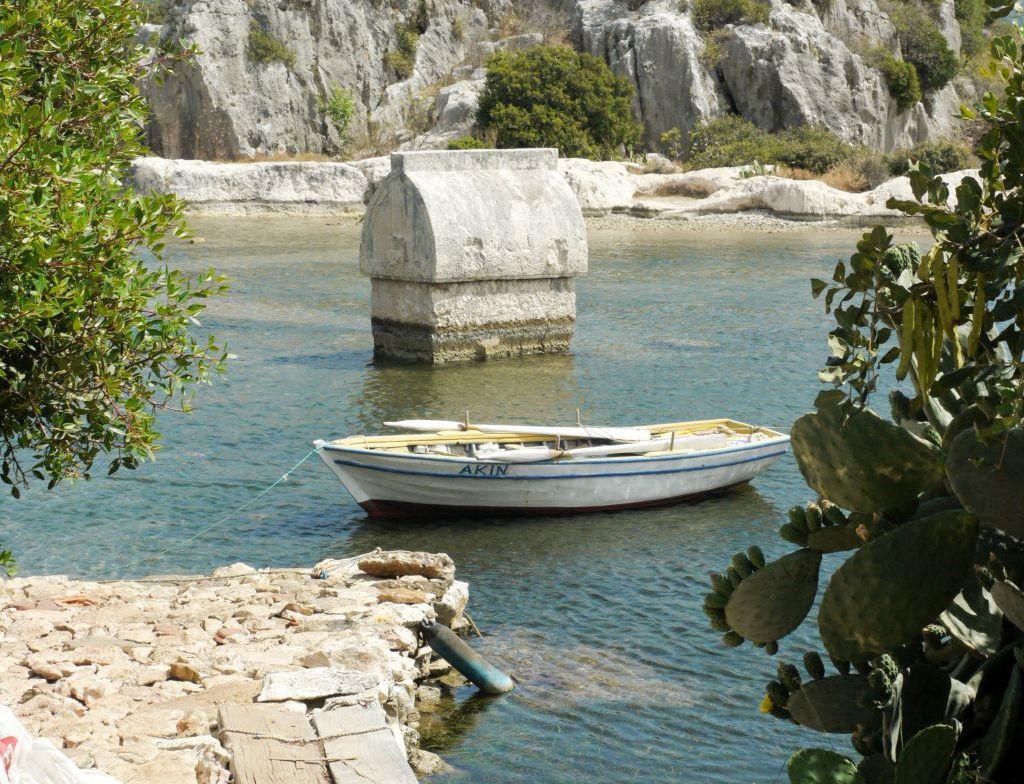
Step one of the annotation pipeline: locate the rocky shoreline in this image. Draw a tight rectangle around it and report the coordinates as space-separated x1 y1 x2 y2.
131 155 974 224
0 550 471 783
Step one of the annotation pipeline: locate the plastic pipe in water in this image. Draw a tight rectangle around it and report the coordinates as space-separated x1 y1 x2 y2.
420 620 514 694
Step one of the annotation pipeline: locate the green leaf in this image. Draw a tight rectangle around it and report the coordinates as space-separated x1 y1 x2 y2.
788 749 864 784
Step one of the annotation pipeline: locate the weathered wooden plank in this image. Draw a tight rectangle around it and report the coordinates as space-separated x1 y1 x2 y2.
312 702 418 784
218 703 328 784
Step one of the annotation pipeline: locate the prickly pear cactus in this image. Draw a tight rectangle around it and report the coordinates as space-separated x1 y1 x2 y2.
818 512 979 660
787 749 864 784
946 428 1024 539
780 502 863 553
761 654 875 733
786 674 874 733
893 725 957 784
703 24 1024 782
939 577 1002 655
991 580 1024 631
791 402 944 513
717 549 821 647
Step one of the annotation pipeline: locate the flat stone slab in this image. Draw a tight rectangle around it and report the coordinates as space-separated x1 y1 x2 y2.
257 668 379 703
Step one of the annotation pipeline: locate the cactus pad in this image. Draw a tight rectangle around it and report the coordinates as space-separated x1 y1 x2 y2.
939 579 1002 656
991 580 1024 631
724 549 822 644
978 663 1021 778
900 662 975 740
807 523 863 553
946 428 1024 539
787 749 865 784
893 725 957 784
786 674 874 733
791 403 944 513
857 754 895 784
818 511 979 660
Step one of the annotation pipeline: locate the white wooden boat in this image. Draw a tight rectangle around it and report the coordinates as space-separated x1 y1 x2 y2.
314 418 789 518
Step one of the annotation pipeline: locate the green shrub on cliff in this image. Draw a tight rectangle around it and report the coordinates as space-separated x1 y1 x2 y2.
955 0 989 55
889 4 958 91
247 20 295 68
475 45 642 159
774 127 856 172
687 116 854 173
138 0 169 24
687 115 767 167
384 24 419 80
0 0 227 521
885 138 973 175
690 0 770 31
876 53 922 110
447 135 489 150
318 85 356 142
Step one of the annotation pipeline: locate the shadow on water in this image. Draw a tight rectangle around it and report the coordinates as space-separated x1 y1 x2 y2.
420 691 501 754
333 483 779 570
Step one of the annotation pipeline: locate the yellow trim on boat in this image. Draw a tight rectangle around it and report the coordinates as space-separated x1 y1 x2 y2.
328 419 785 451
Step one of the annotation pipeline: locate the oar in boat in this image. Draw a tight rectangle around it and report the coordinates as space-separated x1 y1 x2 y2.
475 433 731 463
382 419 651 443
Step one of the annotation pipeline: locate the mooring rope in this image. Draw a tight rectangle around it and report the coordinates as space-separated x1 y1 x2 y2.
111 448 319 577
220 724 391 744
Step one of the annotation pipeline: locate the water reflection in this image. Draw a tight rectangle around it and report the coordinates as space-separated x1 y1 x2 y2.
335 486 777 574
420 691 500 754
350 353 585 433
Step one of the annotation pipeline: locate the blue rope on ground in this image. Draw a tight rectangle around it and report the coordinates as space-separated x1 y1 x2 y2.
114 448 319 576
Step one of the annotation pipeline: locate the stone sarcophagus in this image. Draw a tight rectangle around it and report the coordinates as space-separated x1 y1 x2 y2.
360 148 587 363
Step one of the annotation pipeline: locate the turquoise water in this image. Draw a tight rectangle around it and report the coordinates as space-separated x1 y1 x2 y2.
1 217 897 782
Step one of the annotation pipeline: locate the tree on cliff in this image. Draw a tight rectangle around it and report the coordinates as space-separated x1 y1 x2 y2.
0 1 226 531
474 45 642 159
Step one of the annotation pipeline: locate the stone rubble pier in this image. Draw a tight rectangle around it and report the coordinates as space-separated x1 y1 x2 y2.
0 550 471 783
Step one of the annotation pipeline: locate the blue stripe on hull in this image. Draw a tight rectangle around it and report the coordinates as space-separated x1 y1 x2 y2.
332 449 789 481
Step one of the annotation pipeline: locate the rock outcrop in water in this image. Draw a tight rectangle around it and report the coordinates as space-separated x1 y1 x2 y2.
130 153 979 221
141 0 971 160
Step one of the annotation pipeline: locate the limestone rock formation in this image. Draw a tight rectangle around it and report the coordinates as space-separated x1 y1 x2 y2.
820 0 899 51
558 157 641 214
401 72 487 151
572 0 968 152
573 0 728 148
139 0 974 161
142 0 492 159
130 157 367 213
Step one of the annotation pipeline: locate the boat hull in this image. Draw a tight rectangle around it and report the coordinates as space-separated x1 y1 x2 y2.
317 438 789 519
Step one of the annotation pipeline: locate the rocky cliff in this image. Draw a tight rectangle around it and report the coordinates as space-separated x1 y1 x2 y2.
142 0 510 159
141 0 972 160
573 0 968 151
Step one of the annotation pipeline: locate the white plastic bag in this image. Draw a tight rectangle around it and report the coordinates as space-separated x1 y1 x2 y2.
0 706 120 784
